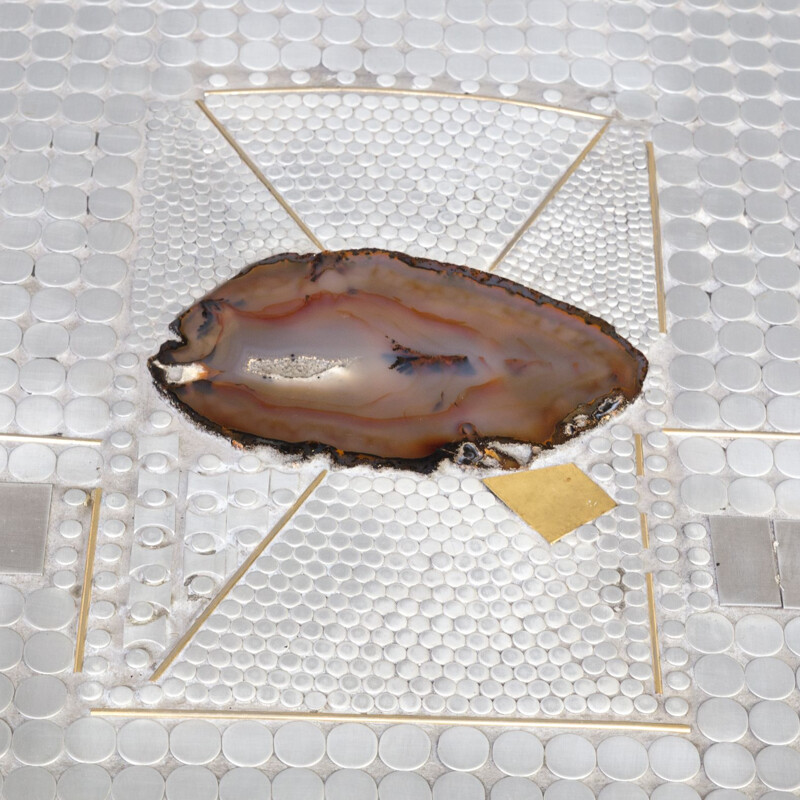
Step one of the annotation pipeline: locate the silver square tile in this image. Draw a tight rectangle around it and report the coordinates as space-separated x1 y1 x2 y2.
776 520 800 609
0 483 52 574
709 516 781 607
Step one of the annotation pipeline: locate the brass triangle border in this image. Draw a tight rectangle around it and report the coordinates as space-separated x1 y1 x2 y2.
646 141 668 334
149 469 329 682
75 488 103 673
196 99 324 250
92 706 690 734
646 573 664 696
0 432 102 446
147 455 670 720
663 428 800 440
204 85 611 122
197 87 611 269
486 119 609 272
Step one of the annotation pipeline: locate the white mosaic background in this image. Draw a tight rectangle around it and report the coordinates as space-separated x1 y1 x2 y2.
0 0 799 797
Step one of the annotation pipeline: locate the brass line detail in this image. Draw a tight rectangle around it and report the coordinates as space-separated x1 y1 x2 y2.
74 488 103 672
195 99 324 250
487 119 611 273
663 427 800 441
92 706 690 734
150 470 328 682
645 141 667 334
634 433 644 476
646 573 663 695
0 432 102 446
203 86 611 121
200 88 608 268
640 512 650 549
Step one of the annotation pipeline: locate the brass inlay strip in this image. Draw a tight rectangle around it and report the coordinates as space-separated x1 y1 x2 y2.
634 433 644 476
488 119 611 272
646 573 663 695
150 470 328 682
204 86 611 121
663 428 800 441
92 707 690 734
74 488 103 672
195 99 324 251
201 88 609 268
645 141 667 334
0 432 102 446
640 512 650 549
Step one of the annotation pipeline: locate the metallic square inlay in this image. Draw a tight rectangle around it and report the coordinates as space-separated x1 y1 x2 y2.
483 463 617 544
775 520 800 609
709 516 781 608
0 483 53 575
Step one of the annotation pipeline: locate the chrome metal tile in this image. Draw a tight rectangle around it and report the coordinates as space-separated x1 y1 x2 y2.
709 516 780 608
775 520 800 609
0 482 52 574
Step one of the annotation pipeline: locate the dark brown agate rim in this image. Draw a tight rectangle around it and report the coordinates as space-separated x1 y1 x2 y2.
149 248 648 473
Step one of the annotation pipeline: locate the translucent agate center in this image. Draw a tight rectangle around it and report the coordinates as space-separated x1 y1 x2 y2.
150 250 647 470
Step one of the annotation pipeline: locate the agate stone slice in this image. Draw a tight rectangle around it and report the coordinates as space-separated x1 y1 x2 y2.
150 249 647 471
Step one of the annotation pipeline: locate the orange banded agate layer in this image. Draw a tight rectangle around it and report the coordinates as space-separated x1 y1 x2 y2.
149 250 647 471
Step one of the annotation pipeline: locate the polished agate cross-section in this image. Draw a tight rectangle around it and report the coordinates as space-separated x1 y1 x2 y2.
150 250 647 470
